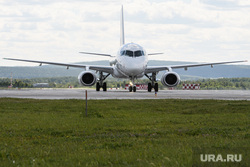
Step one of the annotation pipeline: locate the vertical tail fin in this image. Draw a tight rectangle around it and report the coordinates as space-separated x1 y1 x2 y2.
120 5 125 46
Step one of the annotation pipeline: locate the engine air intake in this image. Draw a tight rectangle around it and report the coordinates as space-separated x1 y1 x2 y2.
78 71 97 86
161 72 180 87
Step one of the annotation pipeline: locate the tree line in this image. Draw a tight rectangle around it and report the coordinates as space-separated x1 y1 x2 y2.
0 77 250 90
178 78 250 90
0 77 78 88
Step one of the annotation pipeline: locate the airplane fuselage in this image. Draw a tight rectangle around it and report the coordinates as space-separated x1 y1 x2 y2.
111 43 148 79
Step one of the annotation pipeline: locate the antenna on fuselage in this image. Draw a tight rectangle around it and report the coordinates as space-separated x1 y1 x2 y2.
120 5 125 46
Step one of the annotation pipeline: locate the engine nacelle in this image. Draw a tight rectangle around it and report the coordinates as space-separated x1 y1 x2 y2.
161 72 180 87
78 71 97 86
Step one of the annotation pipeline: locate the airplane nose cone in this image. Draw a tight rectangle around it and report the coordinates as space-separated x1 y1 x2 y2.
127 67 138 74
126 63 144 75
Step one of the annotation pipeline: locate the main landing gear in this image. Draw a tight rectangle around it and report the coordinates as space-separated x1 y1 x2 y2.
145 72 158 92
96 82 107 91
96 72 110 91
147 82 158 92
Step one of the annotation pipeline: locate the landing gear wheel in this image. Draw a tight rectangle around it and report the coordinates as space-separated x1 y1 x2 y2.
148 83 152 92
133 86 136 92
129 86 133 92
154 83 158 92
103 82 107 91
96 82 100 91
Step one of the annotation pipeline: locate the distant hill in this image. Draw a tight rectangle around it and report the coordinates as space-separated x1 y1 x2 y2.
148 60 250 80
1 60 250 80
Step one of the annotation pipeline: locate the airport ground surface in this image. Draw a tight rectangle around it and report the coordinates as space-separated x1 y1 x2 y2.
0 88 250 100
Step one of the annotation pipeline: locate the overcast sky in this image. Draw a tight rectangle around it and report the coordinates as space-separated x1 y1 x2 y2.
1 0 250 66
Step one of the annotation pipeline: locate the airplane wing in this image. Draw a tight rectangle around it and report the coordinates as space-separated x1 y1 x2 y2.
145 60 248 74
3 58 113 74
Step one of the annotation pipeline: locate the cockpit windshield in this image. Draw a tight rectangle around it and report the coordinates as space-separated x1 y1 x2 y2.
126 50 134 57
120 50 144 57
134 50 144 57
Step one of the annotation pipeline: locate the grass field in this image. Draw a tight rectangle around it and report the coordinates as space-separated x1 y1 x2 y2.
0 98 249 166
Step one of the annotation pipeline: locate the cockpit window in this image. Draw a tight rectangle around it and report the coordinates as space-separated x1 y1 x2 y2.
141 51 145 56
126 50 133 57
134 50 144 57
120 50 144 57
121 50 126 56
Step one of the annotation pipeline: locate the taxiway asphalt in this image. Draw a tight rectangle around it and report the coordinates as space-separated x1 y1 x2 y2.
0 88 249 100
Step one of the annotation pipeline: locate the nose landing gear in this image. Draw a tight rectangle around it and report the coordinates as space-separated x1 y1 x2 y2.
129 85 137 92
128 77 137 92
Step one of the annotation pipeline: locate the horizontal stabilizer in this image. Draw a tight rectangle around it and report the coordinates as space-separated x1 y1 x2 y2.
79 52 113 57
148 53 164 55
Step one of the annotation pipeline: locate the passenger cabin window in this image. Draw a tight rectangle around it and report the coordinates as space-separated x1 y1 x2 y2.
120 50 144 57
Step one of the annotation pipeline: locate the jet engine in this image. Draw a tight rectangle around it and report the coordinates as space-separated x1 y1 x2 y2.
78 71 97 86
161 72 180 87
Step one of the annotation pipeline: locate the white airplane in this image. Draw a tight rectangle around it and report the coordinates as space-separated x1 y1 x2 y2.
4 6 248 92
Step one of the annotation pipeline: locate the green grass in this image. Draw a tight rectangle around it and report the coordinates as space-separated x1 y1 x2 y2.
0 98 249 166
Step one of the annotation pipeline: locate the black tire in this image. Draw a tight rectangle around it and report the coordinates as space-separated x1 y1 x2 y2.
154 83 158 92
103 82 107 91
96 82 100 91
148 83 152 92
129 86 132 92
133 86 136 92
